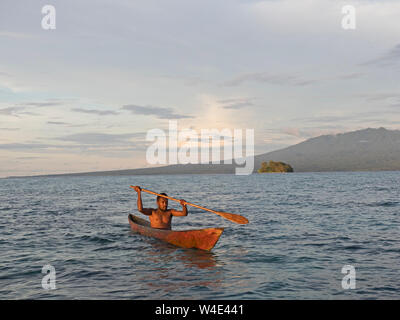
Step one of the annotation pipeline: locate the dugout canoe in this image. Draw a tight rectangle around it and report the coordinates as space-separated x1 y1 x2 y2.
128 214 224 251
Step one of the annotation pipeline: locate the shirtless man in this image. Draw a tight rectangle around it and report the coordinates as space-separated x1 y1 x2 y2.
133 186 188 230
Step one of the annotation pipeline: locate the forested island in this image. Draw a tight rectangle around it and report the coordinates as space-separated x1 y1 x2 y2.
258 161 294 173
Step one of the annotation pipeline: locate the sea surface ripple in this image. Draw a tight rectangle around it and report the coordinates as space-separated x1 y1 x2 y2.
0 172 399 299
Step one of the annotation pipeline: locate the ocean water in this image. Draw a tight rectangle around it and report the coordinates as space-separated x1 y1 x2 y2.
0 172 399 299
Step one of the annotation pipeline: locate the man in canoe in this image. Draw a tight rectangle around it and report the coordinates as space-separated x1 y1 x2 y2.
132 186 188 230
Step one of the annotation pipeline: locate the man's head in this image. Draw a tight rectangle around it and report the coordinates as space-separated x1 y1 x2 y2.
156 193 168 211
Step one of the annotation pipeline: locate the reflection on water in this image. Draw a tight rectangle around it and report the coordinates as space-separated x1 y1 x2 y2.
146 239 220 268
178 249 219 269
131 237 224 298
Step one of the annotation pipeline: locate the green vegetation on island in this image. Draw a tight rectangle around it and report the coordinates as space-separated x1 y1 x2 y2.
258 161 294 173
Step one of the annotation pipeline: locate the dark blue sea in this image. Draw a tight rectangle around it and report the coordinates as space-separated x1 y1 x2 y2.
1 172 399 299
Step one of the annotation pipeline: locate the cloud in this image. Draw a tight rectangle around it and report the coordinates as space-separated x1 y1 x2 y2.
280 127 302 138
297 114 354 123
279 127 346 139
291 109 400 130
0 142 146 154
361 43 400 67
183 76 203 86
16 156 44 160
356 92 400 109
47 121 70 125
54 132 145 145
223 72 317 87
217 97 255 109
294 109 400 124
0 106 24 116
0 100 66 117
46 121 90 127
0 143 53 150
0 127 19 131
0 106 37 117
24 102 63 107
361 93 400 101
0 131 149 153
122 104 193 119
71 108 119 116
338 73 365 80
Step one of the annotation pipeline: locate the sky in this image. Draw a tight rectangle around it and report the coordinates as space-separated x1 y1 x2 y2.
0 0 399 177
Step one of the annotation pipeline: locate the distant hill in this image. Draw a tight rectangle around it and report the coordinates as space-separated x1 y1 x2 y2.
254 127 400 172
7 127 400 178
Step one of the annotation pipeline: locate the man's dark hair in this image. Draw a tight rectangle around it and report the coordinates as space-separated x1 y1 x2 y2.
157 193 168 201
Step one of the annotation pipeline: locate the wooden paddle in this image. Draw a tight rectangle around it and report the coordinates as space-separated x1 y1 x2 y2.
130 185 249 225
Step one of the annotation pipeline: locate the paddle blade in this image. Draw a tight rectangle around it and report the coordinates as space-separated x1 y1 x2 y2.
216 211 249 224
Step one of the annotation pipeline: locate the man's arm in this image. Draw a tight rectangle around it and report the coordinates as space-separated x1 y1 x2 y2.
171 199 188 217
133 186 153 216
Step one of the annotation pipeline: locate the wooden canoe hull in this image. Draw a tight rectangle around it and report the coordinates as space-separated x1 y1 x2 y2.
128 214 224 251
